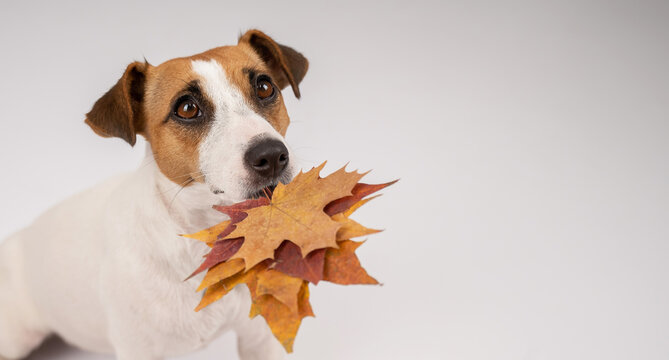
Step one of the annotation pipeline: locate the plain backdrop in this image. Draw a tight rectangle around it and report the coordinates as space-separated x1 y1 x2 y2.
1 0 668 359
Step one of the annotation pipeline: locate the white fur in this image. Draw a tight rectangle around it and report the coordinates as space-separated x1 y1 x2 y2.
193 59 297 203
0 59 294 360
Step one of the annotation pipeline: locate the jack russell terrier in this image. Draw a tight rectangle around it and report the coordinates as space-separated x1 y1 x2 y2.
0 29 308 360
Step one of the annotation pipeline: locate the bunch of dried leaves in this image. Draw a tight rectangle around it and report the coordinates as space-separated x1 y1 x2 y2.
183 163 396 352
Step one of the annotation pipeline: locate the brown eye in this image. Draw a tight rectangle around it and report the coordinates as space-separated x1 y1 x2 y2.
256 77 274 100
175 99 201 120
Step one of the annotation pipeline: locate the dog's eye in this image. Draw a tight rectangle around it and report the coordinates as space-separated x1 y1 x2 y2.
256 76 275 100
174 98 201 120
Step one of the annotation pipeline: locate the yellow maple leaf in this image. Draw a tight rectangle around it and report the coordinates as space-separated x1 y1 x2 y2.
195 264 264 311
181 220 230 245
197 258 245 292
226 163 364 269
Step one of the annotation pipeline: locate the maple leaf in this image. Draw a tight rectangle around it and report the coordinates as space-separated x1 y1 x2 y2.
195 262 267 311
323 240 378 285
186 198 275 279
324 180 398 216
332 213 381 241
225 163 365 269
214 197 271 218
181 221 230 244
186 237 244 280
212 197 271 239
249 281 313 353
197 258 245 291
255 270 304 313
273 241 325 284
183 198 270 246
342 195 381 217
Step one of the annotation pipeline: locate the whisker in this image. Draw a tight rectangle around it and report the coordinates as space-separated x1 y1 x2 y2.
153 169 215 198
168 178 195 211
156 177 196 196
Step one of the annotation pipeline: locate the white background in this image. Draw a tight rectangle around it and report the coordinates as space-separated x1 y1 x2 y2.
1 1 668 359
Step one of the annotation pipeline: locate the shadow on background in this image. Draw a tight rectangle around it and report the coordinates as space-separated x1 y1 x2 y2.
27 336 112 360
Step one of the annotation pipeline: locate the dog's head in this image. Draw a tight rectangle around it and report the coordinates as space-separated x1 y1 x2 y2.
85 30 308 202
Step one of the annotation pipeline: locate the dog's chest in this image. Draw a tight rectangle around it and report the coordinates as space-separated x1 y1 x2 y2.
143 278 248 355
94 166 263 356
106 201 245 355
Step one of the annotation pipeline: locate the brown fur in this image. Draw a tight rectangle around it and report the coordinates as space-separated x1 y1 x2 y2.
85 62 148 145
84 30 308 186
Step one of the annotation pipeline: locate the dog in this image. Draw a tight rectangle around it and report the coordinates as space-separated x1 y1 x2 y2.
0 29 307 360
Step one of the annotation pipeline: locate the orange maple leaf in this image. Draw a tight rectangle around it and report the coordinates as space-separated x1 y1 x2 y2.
249 281 313 352
323 240 378 285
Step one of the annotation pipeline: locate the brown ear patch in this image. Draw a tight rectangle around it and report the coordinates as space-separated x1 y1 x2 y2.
85 61 149 145
239 30 308 98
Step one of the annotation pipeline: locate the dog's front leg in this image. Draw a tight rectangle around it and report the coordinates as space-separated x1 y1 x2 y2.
235 316 286 360
102 279 163 360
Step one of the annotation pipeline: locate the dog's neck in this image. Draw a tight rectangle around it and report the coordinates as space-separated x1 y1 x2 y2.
143 145 228 236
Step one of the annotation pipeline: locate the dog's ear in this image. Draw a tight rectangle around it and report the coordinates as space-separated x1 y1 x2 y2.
85 61 149 146
239 30 309 98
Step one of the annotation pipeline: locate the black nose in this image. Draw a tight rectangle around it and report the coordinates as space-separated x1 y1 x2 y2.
244 139 289 179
